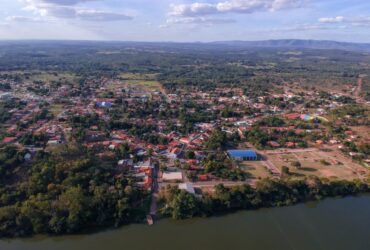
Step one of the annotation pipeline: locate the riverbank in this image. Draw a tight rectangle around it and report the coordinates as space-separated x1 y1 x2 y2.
1 195 370 250
160 177 370 220
0 177 369 238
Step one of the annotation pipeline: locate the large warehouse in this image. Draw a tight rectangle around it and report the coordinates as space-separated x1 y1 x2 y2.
227 150 259 161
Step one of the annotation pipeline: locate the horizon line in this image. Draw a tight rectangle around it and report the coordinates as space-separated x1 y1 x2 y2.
0 38 369 45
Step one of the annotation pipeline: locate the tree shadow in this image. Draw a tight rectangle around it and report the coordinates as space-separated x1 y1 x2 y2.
300 167 317 172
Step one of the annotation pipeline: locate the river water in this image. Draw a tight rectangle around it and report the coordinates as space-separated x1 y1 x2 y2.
1 196 369 250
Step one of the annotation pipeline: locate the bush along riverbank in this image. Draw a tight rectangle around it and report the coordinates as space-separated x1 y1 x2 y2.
160 177 370 220
0 175 368 238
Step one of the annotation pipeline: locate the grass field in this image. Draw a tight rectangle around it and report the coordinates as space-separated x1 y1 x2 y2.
239 161 272 180
118 73 162 91
49 104 64 116
120 73 158 80
125 80 161 91
30 72 75 82
266 149 368 180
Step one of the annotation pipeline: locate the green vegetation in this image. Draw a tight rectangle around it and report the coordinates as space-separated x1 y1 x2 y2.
0 41 369 238
0 144 148 238
205 129 228 150
162 178 369 220
329 105 369 126
202 152 245 181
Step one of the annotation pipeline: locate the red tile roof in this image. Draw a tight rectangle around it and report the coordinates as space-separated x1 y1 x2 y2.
2 137 17 143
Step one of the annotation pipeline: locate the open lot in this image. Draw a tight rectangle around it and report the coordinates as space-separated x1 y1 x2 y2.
116 73 162 91
239 161 273 180
125 80 162 91
28 72 76 82
266 149 368 180
120 73 158 80
350 126 370 143
49 104 64 116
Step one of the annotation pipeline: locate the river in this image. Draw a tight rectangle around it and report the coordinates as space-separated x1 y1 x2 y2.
1 195 369 250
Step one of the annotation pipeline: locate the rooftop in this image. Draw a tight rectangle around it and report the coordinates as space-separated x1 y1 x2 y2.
162 171 183 181
227 150 257 158
178 182 195 194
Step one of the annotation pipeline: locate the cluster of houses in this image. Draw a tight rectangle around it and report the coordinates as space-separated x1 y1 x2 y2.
1 75 368 193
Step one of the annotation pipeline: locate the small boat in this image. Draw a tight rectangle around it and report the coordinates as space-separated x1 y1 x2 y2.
146 215 154 225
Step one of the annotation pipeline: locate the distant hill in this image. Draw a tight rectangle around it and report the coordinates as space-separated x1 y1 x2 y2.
1 39 370 52
210 39 370 52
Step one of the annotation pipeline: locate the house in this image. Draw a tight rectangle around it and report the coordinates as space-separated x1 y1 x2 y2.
316 140 324 145
47 140 61 145
178 183 195 194
329 139 339 144
139 159 155 169
227 150 258 161
170 147 182 156
179 137 191 144
286 142 296 148
162 171 183 182
117 159 133 172
198 174 210 181
2 137 17 144
285 113 301 120
268 141 281 148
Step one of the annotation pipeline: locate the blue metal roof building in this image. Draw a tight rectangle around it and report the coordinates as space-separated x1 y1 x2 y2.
96 101 113 108
227 150 258 161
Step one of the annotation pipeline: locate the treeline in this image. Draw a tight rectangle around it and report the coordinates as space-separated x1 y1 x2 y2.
161 178 369 220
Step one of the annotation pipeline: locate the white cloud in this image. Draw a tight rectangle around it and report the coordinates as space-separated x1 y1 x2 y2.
319 16 370 26
20 0 133 22
5 16 44 22
76 9 133 21
166 16 235 25
170 0 304 17
318 16 344 23
22 0 97 6
40 6 76 18
170 3 217 17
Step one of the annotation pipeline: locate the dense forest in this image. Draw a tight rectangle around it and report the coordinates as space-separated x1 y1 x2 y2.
0 144 149 237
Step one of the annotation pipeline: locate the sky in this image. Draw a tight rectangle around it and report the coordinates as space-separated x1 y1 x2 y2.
0 0 369 42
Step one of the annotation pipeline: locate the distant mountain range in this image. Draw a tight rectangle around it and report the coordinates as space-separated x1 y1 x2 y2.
1 39 370 52
210 39 370 52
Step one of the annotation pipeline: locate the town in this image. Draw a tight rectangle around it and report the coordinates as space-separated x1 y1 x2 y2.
0 42 369 234
1 70 369 219
1 0 370 248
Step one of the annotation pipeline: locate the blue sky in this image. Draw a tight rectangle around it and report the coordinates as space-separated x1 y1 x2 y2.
0 0 369 42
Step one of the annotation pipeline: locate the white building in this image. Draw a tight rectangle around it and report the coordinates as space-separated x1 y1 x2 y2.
178 182 195 194
162 171 183 182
